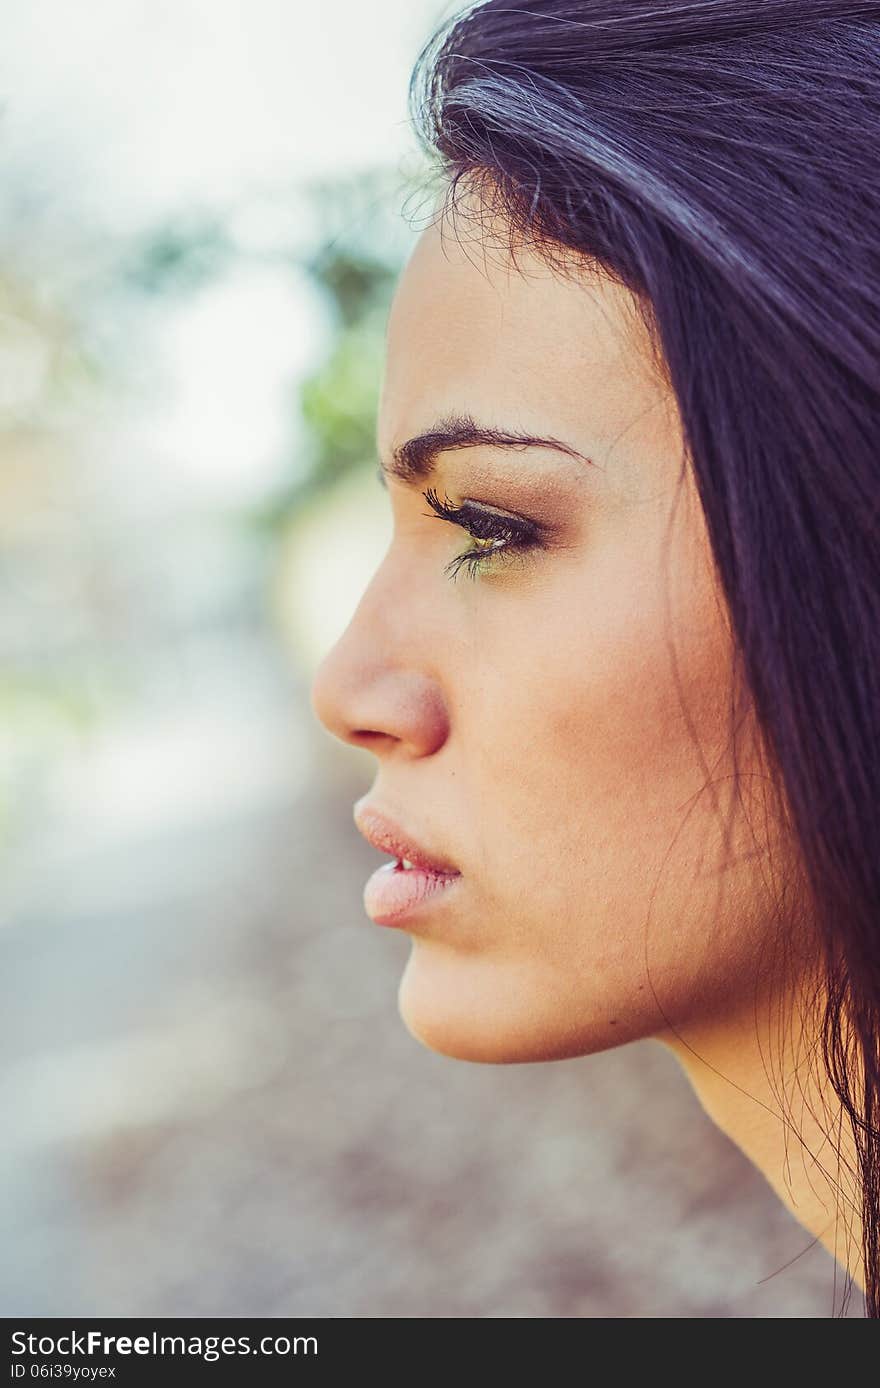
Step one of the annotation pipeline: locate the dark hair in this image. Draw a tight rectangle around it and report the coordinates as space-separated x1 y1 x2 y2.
406 0 880 1314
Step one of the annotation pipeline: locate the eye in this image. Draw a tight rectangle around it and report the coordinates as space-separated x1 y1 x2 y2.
421 486 547 583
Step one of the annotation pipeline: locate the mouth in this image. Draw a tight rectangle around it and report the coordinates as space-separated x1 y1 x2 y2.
353 800 462 927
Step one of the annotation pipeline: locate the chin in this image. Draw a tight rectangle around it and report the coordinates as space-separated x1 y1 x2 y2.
396 941 649 1065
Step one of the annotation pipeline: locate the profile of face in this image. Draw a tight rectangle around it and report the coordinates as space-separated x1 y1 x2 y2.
310 195 797 1067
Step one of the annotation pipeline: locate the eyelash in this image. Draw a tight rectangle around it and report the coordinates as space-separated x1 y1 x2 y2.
421 486 546 582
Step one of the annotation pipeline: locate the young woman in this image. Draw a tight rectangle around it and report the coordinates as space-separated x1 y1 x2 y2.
310 1 880 1314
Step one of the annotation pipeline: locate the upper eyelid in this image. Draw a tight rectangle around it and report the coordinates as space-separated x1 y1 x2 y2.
379 467 539 531
422 488 540 532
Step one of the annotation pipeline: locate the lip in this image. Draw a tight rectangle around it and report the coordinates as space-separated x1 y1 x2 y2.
360 857 462 928
353 801 461 877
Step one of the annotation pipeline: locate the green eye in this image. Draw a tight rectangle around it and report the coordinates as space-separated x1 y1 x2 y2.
421 486 545 583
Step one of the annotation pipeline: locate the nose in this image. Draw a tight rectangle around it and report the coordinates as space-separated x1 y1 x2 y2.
309 568 450 760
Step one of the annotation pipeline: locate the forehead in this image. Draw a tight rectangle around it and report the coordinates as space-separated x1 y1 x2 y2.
378 207 662 461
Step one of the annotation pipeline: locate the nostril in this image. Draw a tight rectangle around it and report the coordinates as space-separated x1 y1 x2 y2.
351 729 395 750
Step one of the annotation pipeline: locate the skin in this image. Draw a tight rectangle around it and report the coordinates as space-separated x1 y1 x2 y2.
309 188 862 1287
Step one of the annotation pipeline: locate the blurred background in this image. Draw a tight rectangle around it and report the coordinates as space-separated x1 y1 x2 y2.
0 0 856 1318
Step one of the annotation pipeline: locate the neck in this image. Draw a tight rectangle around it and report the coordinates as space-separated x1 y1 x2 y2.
656 966 865 1296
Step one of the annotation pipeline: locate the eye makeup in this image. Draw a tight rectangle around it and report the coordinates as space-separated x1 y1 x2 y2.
421 486 553 582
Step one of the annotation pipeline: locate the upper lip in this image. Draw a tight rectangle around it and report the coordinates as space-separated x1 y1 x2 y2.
353 800 461 875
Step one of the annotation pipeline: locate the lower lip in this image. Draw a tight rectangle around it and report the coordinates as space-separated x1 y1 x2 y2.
363 860 462 927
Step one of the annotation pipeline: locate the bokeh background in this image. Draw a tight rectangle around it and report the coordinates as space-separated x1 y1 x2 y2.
0 0 858 1318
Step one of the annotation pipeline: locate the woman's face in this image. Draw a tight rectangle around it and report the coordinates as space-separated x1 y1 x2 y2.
310 200 791 1064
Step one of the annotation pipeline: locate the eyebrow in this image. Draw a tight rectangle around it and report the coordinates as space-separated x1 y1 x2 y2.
375 411 592 488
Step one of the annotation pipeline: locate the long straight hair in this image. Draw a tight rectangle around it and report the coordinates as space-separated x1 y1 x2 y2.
406 0 880 1314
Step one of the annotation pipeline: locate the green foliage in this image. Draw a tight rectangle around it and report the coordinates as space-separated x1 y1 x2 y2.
121 214 236 295
304 245 397 329
299 318 385 490
118 163 432 526
289 218 402 506
249 168 429 530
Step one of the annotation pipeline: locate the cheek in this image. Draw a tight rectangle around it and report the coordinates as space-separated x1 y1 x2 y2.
457 495 777 1023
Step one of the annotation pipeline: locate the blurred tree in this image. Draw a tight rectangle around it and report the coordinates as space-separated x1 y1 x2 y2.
0 159 433 844
120 213 236 296
0 268 114 853
305 243 396 330
248 163 430 530
113 162 433 527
